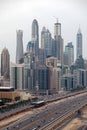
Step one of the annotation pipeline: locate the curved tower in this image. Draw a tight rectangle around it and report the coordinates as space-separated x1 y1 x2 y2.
32 19 39 57
16 30 24 64
1 47 10 79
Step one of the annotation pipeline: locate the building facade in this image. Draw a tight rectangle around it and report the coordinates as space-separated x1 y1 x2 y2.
38 66 49 91
76 28 82 59
46 57 61 93
16 30 24 64
38 48 46 65
0 87 19 101
24 52 37 91
46 56 58 68
73 69 87 88
64 42 74 66
61 75 73 91
1 47 10 79
75 55 84 69
10 63 24 90
41 27 52 57
32 19 39 57
26 41 34 53
54 20 63 65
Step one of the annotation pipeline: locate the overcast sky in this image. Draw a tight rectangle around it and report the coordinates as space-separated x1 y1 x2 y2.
0 0 87 62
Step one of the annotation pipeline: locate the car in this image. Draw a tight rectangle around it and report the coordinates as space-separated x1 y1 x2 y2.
38 125 40 128
50 117 54 120
32 128 37 130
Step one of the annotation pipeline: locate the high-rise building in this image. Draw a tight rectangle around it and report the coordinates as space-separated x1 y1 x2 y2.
61 75 74 91
63 52 68 66
1 47 10 79
52 38 56 57
24 52 32 90
54 20 63 65
73 69 87 88
38 48 46 65
32 19 39 57
76 28 82 59
10 63 24 90
48 66 61 93
16 30 24 64
46 56 58 68
24 52 37 91
54 20 61 37
75 55 84 69
64 42 74 66
46 57 61 93
41 27 52 57
26 41 34 53
38 66 49 91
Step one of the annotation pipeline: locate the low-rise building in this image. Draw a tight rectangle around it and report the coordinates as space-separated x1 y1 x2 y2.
0 87 19 101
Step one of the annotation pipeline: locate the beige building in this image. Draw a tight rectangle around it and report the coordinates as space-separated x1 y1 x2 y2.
0 76 4 86
46 57 61 93
84 60 87 69
1 47 10 79
46 56 58 67
0 87 19 101
48 66 61 93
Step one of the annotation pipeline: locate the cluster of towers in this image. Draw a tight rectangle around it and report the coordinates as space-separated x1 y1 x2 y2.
16 19 82 67
0 19 83 93
16 19 64 66
11 19 84 93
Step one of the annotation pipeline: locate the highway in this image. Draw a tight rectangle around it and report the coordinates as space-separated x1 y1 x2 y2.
0 89 87 121
2 93 87 130
0 104 32 120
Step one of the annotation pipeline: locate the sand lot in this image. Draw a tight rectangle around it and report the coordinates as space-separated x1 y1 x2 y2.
62 105 87 130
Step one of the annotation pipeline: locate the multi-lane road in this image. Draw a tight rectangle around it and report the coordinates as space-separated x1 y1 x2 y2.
2 93 87 130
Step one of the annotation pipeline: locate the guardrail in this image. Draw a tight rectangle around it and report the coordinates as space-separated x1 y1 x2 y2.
46 89 87 103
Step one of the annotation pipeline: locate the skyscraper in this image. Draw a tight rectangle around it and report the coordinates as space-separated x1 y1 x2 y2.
38 48 46 65
32 19 39 57
26 41 34 53
16 30 24 64
38 66 49 91
1 47 10 79
24 52 37 91
75 55 84 69
10 63 24 90
54 20 63 65
41 27 52 57
54 20 61 37
76 28 82 59
65 42 74 66
46 58 61 93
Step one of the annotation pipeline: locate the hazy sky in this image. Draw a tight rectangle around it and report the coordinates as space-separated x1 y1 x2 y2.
0 0 87 62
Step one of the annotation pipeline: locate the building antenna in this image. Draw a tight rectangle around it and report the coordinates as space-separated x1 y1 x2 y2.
79 24 80 29
53 16 58 23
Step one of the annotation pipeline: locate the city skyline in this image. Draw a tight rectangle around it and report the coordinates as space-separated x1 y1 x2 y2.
0 0 87 62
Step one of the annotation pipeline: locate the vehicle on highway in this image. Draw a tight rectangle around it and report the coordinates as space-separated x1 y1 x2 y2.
32 128 37 130
31 100 45 107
